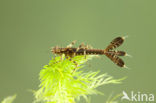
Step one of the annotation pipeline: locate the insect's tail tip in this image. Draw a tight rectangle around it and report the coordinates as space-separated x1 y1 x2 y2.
125 53 132 58
123 65 127 68
122 35 128 40
123 65 131 70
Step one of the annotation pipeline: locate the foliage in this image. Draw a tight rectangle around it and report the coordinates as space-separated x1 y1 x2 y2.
1 94 16 103
33 55 124 103
106 93 122 103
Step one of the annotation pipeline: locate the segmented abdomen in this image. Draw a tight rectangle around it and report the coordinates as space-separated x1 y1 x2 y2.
57 48 105 56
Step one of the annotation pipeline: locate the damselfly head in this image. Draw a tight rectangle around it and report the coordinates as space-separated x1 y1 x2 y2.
51 46 60 54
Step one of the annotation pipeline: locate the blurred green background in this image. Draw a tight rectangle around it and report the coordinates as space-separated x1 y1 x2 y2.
0 0 156 103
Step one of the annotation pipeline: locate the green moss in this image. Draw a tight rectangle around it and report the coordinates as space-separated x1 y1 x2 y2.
33 55 124 103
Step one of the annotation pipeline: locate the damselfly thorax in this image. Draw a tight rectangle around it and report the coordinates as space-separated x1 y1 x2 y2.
52 37 129 68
